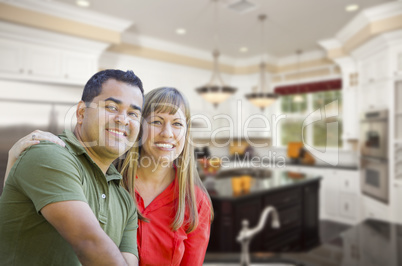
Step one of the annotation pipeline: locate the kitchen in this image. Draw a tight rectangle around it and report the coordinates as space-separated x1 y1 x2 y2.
0 0 402 265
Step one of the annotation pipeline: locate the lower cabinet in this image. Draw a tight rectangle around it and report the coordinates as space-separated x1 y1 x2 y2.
320 169 360 224
207 179 321 252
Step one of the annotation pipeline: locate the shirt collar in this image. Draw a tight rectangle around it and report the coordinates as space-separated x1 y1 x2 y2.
59 130 122 183
135 165 179 212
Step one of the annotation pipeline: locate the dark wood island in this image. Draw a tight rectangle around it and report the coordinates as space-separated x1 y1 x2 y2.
205 169 321 253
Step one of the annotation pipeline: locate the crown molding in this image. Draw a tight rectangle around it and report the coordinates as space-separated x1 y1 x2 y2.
336 1 402 43
351 29 402 59
0 0 132 32
0 21 109 54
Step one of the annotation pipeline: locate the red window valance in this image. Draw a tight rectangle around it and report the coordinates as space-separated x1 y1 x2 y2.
274 79 342 95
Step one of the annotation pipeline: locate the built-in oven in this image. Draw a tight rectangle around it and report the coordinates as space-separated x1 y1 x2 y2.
360 157 389 203
360 110 388 158
360 109 389 203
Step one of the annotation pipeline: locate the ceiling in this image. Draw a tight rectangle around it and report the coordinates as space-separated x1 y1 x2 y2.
54 0 394 59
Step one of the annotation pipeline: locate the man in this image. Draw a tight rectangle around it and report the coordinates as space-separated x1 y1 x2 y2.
0 69 144 265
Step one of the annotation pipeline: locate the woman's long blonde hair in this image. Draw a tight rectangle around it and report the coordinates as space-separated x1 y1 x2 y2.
119 87 213 233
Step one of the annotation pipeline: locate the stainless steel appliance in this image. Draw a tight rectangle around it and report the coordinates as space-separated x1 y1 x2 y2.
360 157 389 203
360 110 389 203
360 110 388 158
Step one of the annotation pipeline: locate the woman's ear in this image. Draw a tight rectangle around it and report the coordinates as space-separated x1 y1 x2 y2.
76 101 86 124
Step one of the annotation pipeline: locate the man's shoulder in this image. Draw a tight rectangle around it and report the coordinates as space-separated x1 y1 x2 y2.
14 140 80 173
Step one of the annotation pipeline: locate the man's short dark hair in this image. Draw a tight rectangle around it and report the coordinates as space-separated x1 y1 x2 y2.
81 69 144 104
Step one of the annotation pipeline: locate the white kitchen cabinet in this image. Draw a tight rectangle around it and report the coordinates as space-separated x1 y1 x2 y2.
25 45 63 80
0 38 98 85
338 192 357 219
321 169 361 224
0 39 24 75
63 51 97 84
359 50 390 86
342 86 358 139
393 181 402 224
359 79 391 112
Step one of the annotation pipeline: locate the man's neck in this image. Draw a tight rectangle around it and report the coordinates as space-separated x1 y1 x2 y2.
73 128 112 175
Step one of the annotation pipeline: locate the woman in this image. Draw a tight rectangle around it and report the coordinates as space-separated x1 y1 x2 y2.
4 87 213 265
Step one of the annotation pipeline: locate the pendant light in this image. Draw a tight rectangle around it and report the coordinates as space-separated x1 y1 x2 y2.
245 14 278 111
196 0 237 108
293 50 304 103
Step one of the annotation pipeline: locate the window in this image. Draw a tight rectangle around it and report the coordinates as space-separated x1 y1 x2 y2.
278 90 343 148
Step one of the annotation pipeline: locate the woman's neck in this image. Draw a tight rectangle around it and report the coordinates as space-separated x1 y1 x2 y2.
136 153 175 191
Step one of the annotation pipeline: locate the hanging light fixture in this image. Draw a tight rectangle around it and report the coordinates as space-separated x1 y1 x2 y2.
293 50 304 103
245 14 278 111
196 0 237 108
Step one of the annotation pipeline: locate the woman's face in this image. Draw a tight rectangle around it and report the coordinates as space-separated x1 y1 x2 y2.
141 107 187 165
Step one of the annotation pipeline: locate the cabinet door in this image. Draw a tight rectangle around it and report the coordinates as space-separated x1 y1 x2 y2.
0 39 24 75
322 170 339 217
63 52 97 84
394 182 402 224
342 87 358 139
302 182 320 249
25 45 62 79
338 192 357 219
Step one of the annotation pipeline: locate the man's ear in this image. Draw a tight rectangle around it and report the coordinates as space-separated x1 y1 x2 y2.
76 101 86 124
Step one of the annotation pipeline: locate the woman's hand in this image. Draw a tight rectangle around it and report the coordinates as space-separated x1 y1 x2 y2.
4 130 65 185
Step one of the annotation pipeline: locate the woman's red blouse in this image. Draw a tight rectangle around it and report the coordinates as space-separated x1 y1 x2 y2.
135 171 211 265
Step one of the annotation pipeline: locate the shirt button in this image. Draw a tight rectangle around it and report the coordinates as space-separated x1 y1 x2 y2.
101 194 106 199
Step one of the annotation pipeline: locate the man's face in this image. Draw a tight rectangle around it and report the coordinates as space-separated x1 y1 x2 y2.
78 79 143 161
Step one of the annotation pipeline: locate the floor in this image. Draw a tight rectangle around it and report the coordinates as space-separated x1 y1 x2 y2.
319 219 351 243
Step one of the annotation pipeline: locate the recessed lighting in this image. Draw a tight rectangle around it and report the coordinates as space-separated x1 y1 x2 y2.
76 0 90 8
175 28 186 35
345 4 359 12
239 47 248 53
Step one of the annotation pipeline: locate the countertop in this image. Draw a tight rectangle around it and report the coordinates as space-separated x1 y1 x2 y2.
204 219 402 266
221 155 359 171
204 169 321 200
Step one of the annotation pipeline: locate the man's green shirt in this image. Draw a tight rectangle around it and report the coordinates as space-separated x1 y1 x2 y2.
0 130 138 265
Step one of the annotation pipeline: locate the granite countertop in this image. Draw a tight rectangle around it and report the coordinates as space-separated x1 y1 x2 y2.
203 169 321 200
223 155 359 171
204 219 402 266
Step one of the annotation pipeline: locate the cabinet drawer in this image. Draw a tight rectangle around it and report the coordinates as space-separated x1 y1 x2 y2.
263 188 301 210
339 174 358 193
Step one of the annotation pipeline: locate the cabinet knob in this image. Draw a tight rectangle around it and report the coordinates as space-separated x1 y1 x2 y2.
345 203 349 211
345 180 349 187
19 68 24 74
65 74 69 79
28 69 32 74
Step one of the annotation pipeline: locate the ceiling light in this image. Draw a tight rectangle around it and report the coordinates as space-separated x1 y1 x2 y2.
76 0 90 8
245 14 278 111
239 47 248 53
345 4 359 12
175 28 186 35
196 0 237 107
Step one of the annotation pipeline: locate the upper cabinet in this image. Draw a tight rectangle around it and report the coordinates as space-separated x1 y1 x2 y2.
359 50 391 86
0 31 105 86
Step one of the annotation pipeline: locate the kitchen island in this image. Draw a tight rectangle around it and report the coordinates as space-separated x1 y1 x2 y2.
205 169 321 253
204 219 402 266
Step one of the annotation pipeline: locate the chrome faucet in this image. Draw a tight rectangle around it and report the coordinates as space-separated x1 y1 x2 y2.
236 206 280 266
